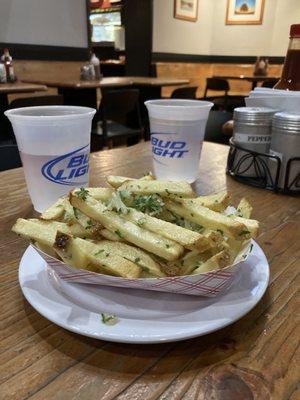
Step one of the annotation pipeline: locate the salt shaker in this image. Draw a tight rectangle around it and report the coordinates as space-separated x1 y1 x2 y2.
269 112 300 190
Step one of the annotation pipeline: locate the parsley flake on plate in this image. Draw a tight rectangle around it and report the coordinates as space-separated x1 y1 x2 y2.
101 313 118 325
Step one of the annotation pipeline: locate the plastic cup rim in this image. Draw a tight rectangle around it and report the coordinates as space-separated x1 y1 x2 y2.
145 99 214 109
4 105 96 121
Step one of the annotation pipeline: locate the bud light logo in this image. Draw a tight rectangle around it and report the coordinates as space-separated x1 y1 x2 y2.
151 136 189 159
41 144 89 186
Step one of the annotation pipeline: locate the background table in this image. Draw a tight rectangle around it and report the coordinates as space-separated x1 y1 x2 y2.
0 82 47 141
23 77 189 109
0 142 299 400
0 81 47 110
213 75 280 90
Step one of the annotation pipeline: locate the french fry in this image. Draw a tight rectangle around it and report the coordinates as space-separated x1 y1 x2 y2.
165 200 252 240
107 174 154 188
180 249 213 275
86 187 113 202
118 180 195 198
191 250 231 275
12 218 95 248
54 231 89 269
230 215 259 238
237 198 253 219
12 218 62 247
70 207 102 236
40 197 65 220
88 240 165 277
174 191 232 212
70 190 184 261
100 228 122 242
54 233 141 279
122 207 213 252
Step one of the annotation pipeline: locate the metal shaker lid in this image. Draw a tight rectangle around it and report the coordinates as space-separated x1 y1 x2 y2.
234 107 276 125
272 112 300 133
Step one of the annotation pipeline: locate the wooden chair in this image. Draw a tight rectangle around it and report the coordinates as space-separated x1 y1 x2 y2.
9 95 64 108
261 79 279 88
202 78 245 112
91 89 143 151
171 86 198 99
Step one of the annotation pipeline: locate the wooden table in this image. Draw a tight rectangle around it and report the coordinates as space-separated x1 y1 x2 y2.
1 142 299 400
213 75 280 90
23 77 189 109
0 81 47 141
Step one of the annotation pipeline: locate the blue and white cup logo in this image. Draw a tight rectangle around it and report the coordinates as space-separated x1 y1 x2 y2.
151 135 189 160
41 144 89 186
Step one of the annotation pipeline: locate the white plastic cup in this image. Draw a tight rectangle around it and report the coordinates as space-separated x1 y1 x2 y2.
5 106 96 212
145 99 213 183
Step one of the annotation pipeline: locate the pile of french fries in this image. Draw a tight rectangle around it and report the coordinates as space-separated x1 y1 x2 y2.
12 174 258 279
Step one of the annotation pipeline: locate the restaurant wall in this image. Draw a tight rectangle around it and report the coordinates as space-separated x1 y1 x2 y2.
0 0 88 48
153 0 300 57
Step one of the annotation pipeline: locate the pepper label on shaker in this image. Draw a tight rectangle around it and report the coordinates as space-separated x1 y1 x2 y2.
234 133 271 143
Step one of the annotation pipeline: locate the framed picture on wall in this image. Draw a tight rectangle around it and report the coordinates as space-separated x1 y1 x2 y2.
174 0 199 22
226 0 265 25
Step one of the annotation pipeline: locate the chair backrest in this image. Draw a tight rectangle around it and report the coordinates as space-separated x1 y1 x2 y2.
99 89 141 125
171 86 198 99
149 63 157 77
9 95 64 109
261 79 279 88
0 144 22 171
204 110 233 145
204 78 230 97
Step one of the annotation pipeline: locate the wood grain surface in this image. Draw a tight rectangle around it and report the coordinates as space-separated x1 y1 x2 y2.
0 142 299 400
212 75 280 82
0 82 47 94
22 77 189 90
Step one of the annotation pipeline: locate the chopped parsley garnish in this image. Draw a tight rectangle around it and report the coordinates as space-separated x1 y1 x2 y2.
137 218 146 227
76 188 89 201
56 204 64 208
101 313 117 325
190 213 194 217
165 188 171 195
64 212 74 222
106 252 110 257
214 199 218 203
217 229 224 235
134 194 164 216
106 191 129 214
114 230 123 238
135 257 141 263
166 244 170 248
171 213 204 233
94 249 105 256
85 219 94 230
30 239 36 245
73 207 79 219
141 266 150 273
239 230 250 236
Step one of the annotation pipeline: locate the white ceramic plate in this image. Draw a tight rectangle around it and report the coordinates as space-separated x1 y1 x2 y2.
19 242 269 344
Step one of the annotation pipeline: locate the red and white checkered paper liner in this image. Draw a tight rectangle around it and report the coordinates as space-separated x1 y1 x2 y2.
34 241 252 297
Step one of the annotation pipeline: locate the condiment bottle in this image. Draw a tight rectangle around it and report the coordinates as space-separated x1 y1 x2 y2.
274 24 300 90
1 48 15 82
269 112 300 190
90 52 101 80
